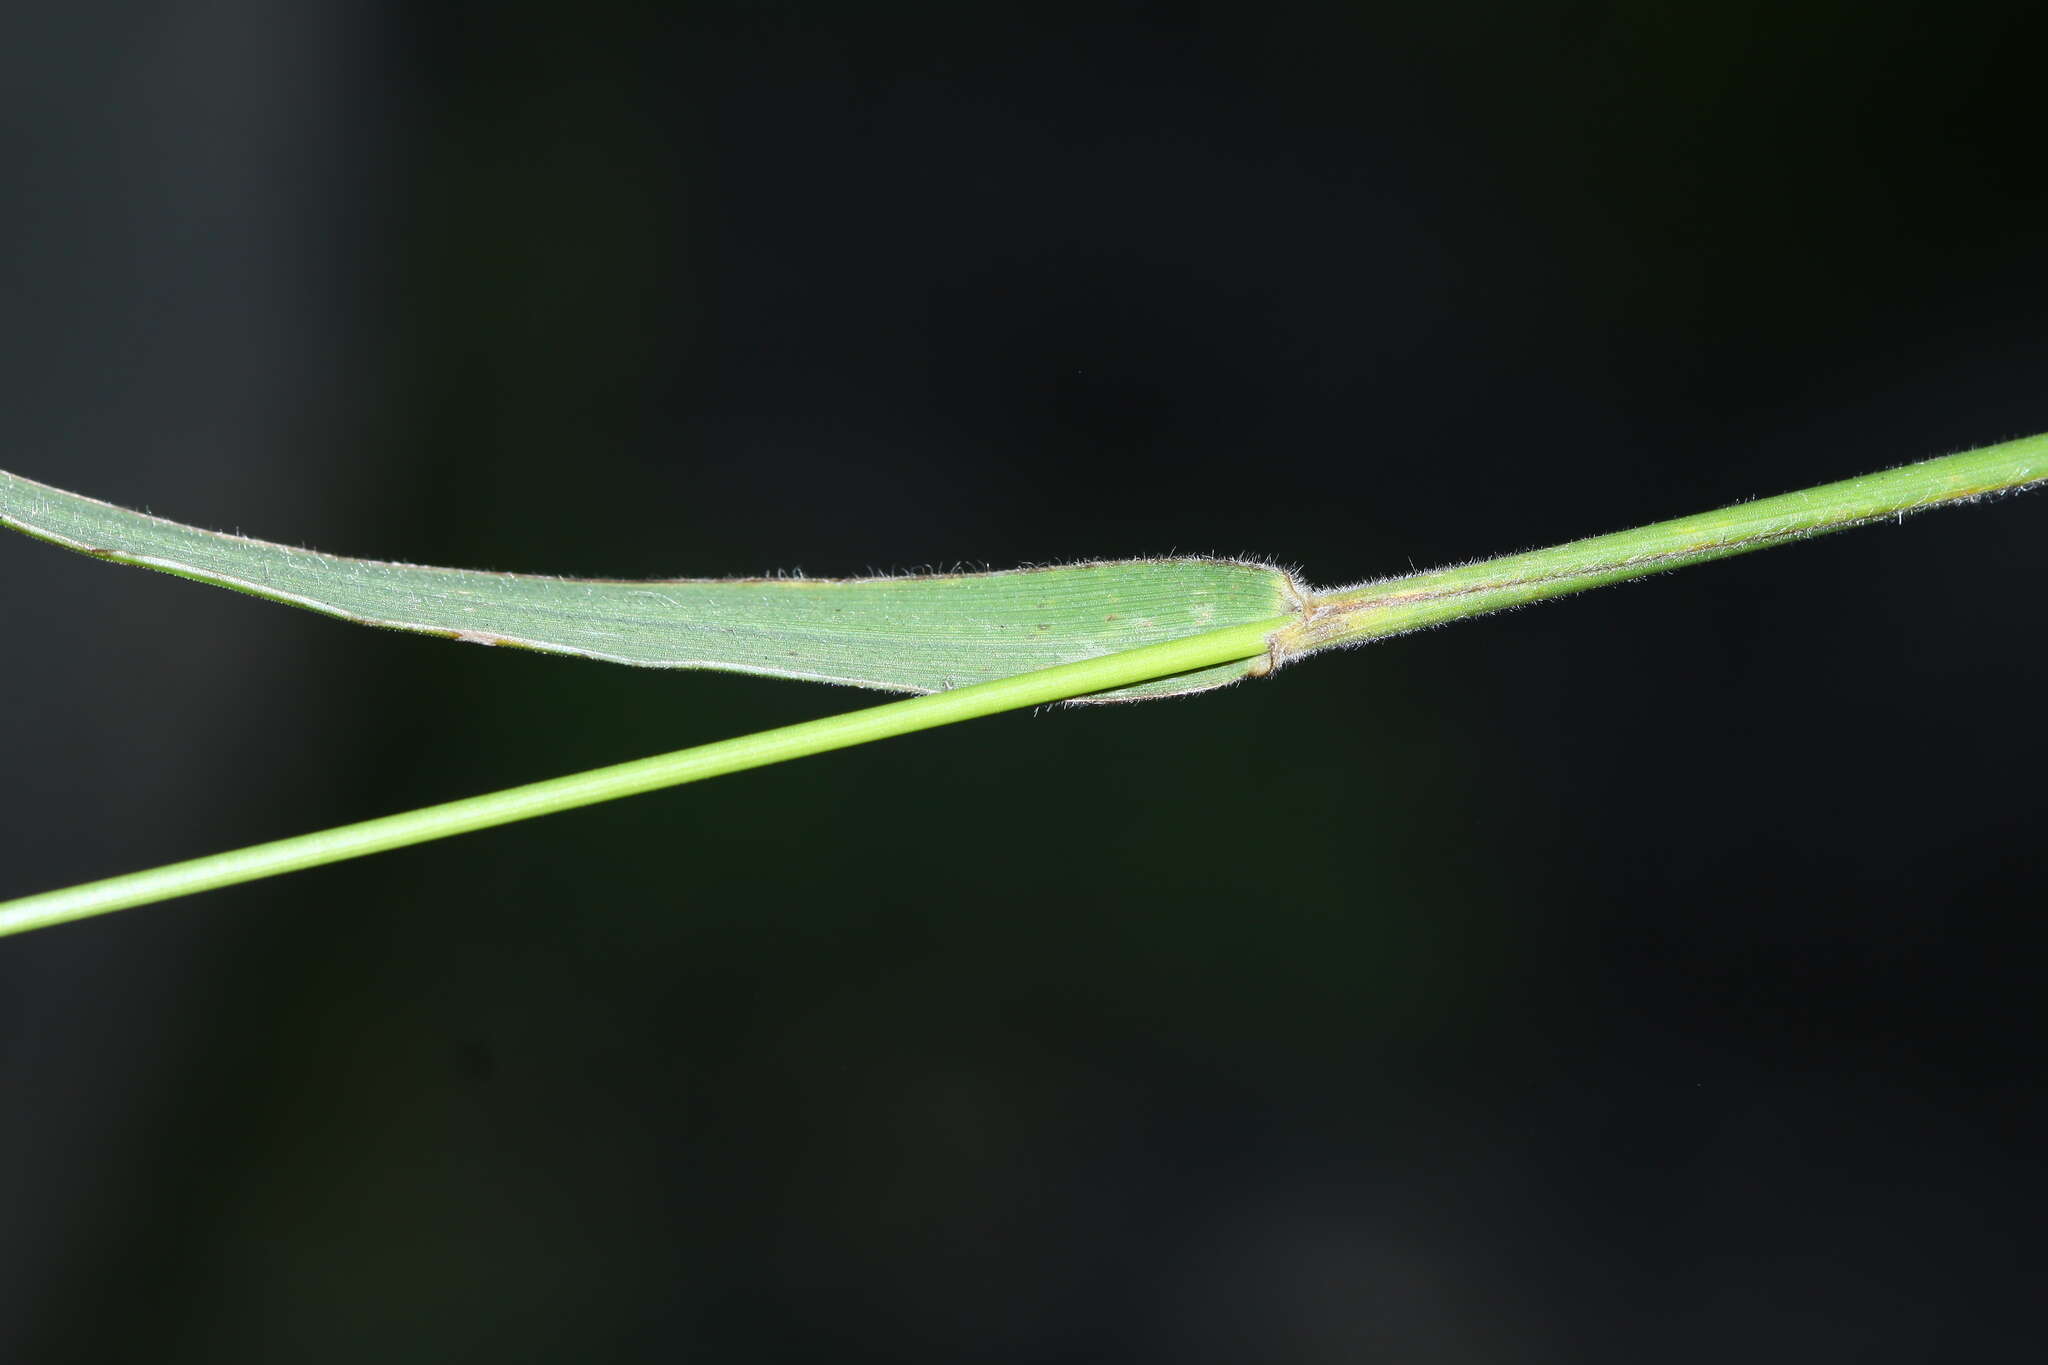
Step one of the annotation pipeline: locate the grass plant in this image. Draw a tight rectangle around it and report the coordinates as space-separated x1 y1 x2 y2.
2 432 2041 937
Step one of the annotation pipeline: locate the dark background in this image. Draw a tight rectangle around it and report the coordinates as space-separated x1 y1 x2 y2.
3 3 2043 1360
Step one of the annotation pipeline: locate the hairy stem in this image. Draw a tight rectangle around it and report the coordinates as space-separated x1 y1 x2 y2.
1276 434 2046 662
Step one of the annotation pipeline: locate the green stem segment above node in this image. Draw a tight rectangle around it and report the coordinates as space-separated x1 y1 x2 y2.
1274 434 2047 663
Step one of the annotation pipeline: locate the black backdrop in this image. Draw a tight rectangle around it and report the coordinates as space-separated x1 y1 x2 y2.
4 3 2044 1360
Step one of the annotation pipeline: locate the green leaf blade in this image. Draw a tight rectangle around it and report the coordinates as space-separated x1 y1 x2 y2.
0 468 1299 700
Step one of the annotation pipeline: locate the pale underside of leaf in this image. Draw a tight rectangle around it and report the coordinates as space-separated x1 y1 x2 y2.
1 468 1303 701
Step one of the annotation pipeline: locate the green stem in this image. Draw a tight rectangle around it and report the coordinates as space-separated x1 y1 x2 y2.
1278 434 2046 661
3 433 2042 938
0 622 1284 938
